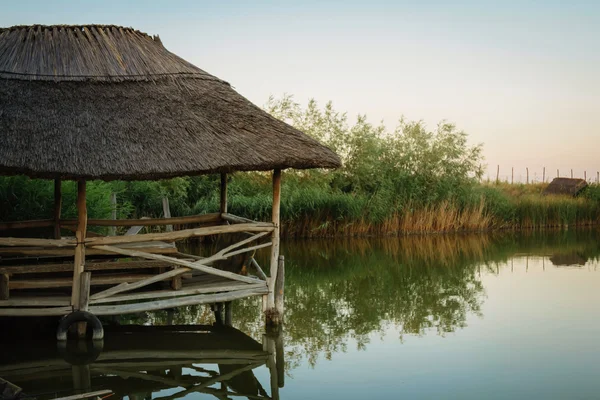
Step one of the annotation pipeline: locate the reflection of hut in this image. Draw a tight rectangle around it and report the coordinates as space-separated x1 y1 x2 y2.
0 325 283 400
549 253 588 267
0 25 340 331
543 178 587 196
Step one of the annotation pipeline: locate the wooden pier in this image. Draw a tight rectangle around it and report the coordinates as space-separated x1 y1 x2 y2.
0 173 285 330
0 24 340 337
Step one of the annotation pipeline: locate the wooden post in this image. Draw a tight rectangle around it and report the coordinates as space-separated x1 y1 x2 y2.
267 170 281 319
108 193 117 236
526 168 529 184
162 197 173 232
274 256 285 321
53 179 62 239
511 167 514 184
543 167 545 183
0 274 9 300
584 171 587 181
79 272 91 312
71 180 88 337
220 173 228 214
597 171 599 184
275 332 285 388
496 165 499 184
224 301 233 326
571 169 573 179
557 169 559 178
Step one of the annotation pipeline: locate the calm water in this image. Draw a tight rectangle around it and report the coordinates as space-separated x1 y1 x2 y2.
2 230 600 399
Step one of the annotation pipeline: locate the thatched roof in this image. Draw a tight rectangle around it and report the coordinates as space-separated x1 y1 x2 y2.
543 178 587 197
0 25 341 180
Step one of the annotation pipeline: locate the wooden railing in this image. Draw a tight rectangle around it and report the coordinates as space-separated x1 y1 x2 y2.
0 213 273 315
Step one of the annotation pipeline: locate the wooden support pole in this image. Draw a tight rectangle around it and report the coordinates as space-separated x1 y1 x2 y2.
274 256 285 321
267 169 281 318
557 169 559 178
511 167 514 184
526 168 529 184
71 180 88 310
571 169 573 179
220 173 228 214
597 171 599 184
162 197 173 232
77 272 92 337
496 165 499 184
53 179 62 239
108 193 117 236
71 180 89 337
0 274 9 300
584 170 587 181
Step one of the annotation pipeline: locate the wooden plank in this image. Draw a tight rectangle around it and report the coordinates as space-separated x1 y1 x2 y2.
0 260 177 275
0 296 70 306
124 216 150 236
89 245 263 285
0 306 72 316
89 287 268 315
10 274 155 290
53 390 112 400
85 223 275 246
0 237 75 247
221 213 257 224
90 281 267 304
89 268 189 300
61 213 221 228
0 245 177 257
0 219 54 231
250 258 267 281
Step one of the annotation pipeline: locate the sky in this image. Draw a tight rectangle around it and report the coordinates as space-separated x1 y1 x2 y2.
1 0 599 182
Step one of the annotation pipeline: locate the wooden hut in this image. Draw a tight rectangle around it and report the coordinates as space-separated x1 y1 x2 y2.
543 178 587 196
0 25 340 333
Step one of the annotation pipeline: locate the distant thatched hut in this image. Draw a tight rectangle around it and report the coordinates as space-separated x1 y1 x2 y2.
0 25 340 333
543 178 587 197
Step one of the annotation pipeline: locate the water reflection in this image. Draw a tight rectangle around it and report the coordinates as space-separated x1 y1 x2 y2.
3 230 600 399
0 325 283 400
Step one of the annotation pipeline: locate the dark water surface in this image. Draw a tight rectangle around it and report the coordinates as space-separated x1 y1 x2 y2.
2 230 600 399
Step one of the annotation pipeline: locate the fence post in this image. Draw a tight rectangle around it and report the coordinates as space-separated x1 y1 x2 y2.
584 171 587 181
557 169 559 178
571 169 573 179
526 168 529 184
496 165 499 184
511 167 514 184
543 167 545 183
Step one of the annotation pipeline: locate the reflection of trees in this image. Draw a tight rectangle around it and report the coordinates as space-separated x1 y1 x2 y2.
119 229 600 372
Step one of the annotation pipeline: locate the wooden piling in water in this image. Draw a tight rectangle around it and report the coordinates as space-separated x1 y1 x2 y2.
267 170 282 324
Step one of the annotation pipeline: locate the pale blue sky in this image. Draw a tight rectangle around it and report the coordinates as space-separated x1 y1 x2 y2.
2 1 599 181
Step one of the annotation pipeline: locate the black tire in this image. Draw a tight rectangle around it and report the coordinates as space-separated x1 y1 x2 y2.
56 311 104 341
